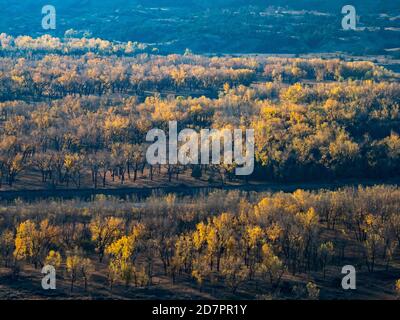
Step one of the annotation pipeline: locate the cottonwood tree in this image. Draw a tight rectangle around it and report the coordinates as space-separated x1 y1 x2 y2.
89 216 124 262
45 250 62 268
220 255 249 294
80 258 95 291
105 223 145 288
13 219 60 268
66 252 83 292
257 243 285 291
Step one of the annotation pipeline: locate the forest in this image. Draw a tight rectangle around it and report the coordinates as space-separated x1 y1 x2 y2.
0 33 399 300
0 33 398 190
1 186 400 299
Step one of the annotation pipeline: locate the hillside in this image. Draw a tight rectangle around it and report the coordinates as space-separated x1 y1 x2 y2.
1 0 399 55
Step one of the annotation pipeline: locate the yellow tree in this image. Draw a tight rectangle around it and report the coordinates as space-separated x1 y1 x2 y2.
105 223 145 288
89 216 124 262
220 255 249 294
362 214 384 272
13 219 60 268
66 253 83 292
258 243 284 290
191 255 213 290
243 225 265 278
395 279 400 299
45 250 62 268
172 234 194 278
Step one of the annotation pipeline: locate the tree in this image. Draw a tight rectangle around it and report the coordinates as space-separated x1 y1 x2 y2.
32 152 54 183
80 258 94 291
395 279 400 299
45 250 62 268
318 241 334 278
258 243 285 291
0 230 14 267
173 234 194 278
13 219 60 268
191 255 213 290
106 235 135 288
306 282 320 300
66 253 83 292
127 144 145 182
220 255 249 294
0 136 31 187
60 222 84 251
362 214 384 272
89 216 124 262
243 225 264 278
105 223 145 287
64 153 84 188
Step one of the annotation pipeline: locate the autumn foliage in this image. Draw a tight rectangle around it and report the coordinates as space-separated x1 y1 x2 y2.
0 186 399 298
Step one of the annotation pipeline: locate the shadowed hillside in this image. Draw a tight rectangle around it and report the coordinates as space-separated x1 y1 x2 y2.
0 0 399 55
